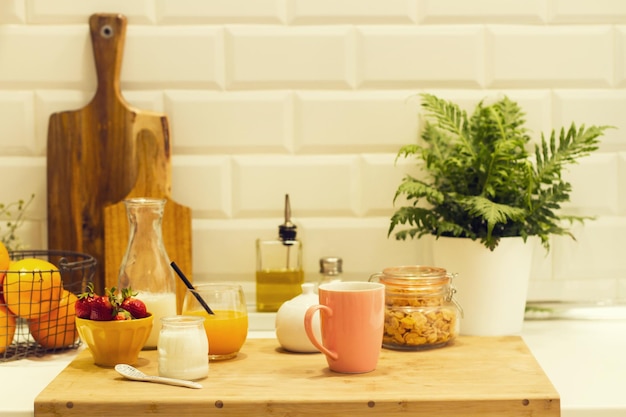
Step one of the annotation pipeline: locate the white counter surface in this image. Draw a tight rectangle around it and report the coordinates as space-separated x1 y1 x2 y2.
522 319 626 417
1 317 625 417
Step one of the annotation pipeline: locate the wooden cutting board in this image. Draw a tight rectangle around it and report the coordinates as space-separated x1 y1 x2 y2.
34 337 560 417
103 127 192 313
46 13 190 295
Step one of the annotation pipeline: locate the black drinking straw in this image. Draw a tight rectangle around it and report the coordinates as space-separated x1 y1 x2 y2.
170 261 215 315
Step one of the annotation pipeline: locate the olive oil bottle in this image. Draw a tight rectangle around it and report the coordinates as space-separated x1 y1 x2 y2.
256 194 304 312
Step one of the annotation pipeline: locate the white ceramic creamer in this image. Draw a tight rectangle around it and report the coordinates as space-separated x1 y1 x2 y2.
275 283 321 353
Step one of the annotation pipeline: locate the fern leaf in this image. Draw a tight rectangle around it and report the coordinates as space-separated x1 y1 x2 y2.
393 176 444 205
535 123 610 187
460 195 526 242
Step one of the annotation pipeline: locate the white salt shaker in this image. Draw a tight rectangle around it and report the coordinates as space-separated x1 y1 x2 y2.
158 315 209 380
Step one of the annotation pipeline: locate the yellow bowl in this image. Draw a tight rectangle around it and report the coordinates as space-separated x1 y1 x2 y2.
75 315 153 367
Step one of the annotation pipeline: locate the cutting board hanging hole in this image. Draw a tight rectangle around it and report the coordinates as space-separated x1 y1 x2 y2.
101 25 114 38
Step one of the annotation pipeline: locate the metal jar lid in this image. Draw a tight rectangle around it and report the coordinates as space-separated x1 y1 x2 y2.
319 256 342 275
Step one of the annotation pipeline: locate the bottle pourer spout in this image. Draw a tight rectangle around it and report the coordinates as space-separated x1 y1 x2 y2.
283 194 293 227
279 194 297 242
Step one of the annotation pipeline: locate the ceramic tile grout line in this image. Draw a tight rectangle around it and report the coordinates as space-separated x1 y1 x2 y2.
255 194 304 312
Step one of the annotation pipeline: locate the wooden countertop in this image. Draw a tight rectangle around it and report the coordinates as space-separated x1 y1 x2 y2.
34 336 559 417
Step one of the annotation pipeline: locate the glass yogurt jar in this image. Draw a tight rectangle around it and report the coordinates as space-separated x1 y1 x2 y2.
370 265 461 351
157 315 209 380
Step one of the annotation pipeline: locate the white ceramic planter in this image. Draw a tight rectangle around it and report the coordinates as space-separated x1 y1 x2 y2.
431 236 534 336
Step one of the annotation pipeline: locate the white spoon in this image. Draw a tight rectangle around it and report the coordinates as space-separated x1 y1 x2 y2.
114 364 203 389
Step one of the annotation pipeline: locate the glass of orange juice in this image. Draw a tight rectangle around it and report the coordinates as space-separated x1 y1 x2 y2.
182 283 248 361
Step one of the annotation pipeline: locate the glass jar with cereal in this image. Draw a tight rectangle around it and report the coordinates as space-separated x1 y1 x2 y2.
370 265 461 351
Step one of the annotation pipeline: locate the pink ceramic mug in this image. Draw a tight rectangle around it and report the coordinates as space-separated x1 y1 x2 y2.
304 281 385 373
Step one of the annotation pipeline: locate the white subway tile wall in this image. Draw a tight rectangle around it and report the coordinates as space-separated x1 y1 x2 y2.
1 0 625 302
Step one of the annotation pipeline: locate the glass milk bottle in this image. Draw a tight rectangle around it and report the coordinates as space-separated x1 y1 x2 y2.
118 198 177 349
158 315 209 380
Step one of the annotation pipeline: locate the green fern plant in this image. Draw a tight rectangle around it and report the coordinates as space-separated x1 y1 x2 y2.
389 93 611 251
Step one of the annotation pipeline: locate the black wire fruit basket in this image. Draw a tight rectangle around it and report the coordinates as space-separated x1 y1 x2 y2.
1 250 96 362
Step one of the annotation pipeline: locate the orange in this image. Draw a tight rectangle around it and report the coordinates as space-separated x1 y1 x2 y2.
3 258 63 319
0 304 16 354
0 241 9 298
0 241 9 272
29 290 78 350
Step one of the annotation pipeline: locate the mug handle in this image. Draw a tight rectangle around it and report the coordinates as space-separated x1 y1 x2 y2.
304 304 337 361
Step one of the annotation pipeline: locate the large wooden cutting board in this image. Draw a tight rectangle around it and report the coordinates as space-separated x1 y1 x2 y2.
46 14 176 294
34 337 560 417
103 127 192 313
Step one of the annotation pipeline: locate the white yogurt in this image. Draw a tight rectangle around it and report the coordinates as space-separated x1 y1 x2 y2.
157 315 209 380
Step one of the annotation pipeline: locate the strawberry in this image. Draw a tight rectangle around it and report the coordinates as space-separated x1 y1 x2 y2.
75 283 96 319
121 298 148 319
120 288 148 319
114 308 132 321
89 288 117 321
75 297 94 319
